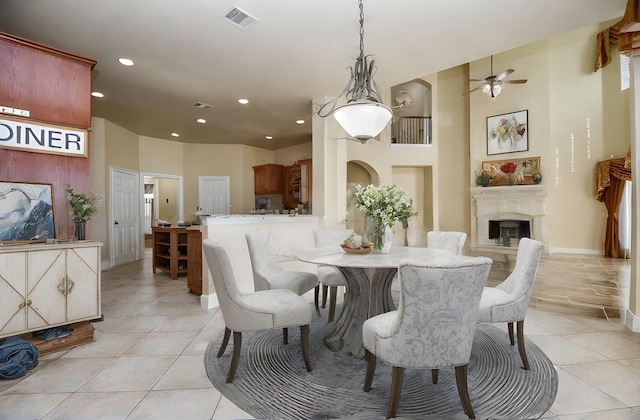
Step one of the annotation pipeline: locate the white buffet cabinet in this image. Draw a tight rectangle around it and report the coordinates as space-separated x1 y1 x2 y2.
0 241 102 339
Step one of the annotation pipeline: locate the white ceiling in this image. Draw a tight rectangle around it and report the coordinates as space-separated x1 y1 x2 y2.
0 0 626 150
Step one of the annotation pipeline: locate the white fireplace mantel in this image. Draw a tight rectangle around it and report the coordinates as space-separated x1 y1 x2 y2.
470 185 548 252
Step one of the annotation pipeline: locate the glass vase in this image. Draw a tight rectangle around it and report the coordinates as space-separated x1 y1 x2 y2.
365 217 392 254
75 221 86 241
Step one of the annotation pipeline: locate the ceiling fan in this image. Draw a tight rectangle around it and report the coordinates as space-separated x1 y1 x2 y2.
465 55 527 98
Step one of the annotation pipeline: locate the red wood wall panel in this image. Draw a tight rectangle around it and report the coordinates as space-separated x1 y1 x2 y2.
0 149 90 228
0 32 96 235
0 32 96 129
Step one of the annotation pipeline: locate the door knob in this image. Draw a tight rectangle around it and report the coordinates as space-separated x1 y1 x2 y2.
114 221 119 225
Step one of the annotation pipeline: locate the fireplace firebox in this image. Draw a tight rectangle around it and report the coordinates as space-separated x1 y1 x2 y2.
489 220 531 247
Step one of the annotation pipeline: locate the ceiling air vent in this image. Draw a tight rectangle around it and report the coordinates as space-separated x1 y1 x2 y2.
220 6 259 29
194 102 213 109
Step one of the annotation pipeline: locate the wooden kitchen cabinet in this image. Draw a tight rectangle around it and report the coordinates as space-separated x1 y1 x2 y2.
253 164 283 194
0 242 102 339
283 159 312 209
283 165 301 209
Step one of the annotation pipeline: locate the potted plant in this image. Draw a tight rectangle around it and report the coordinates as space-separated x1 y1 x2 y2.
65 185 97 240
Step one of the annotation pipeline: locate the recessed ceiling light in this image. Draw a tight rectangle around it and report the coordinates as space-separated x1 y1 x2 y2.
118 58 134 66
197 118 206 124
91 91 104 98
296 120 305 125
265 136 273 140
238 98 249 105
171 132 180 137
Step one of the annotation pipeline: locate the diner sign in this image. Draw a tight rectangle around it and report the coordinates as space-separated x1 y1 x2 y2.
0 117 88 157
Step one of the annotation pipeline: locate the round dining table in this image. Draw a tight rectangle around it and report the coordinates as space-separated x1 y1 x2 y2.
295 245 452 358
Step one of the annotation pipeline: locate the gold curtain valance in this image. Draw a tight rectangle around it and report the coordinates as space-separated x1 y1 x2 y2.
595 0 640 70
595 157 632 201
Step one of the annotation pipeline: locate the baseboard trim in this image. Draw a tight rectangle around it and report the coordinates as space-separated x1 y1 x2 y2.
625 308 640 332
547 247 602 256
201 293 219 310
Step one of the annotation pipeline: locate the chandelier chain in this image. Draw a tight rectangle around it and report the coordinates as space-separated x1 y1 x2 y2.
359 0 365 59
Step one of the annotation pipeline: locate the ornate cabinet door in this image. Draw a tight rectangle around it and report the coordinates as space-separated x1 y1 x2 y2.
0 252 27 336
27 249 67 330
66 247 100 321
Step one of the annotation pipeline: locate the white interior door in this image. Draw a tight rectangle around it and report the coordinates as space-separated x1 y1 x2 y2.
199 176 230 215
111 167 139 267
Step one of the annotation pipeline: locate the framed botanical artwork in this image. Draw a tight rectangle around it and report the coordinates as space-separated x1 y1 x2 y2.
481 156 541 186
0 181 55 241
487 110 528 155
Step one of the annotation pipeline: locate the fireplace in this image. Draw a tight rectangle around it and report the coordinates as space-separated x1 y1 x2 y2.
471 185 547 251
489 220 531 247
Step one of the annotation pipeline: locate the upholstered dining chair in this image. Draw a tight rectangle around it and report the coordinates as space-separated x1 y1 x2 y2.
426 230 467 255
313 229 353 323
202 240 312 383
362 256 493 419
477 237 544 370
245 231 320 316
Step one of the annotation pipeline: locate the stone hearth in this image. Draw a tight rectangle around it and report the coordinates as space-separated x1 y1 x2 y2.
471 185 548 252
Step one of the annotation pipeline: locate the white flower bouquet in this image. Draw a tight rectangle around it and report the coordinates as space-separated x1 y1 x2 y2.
352 184 417 227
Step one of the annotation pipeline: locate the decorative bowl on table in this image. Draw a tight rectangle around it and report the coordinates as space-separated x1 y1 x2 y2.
340 243 372 254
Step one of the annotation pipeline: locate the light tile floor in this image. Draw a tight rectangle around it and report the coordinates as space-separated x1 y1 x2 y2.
1 252 640 419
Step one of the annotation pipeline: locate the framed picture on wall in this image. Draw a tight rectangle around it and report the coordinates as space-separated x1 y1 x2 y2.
0 181 55 241
487 110 528 155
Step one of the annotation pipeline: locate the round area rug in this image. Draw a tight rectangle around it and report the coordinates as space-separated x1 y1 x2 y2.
204 310 557 420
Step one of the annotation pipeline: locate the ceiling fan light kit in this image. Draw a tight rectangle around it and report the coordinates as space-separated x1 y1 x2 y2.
317 0 392 142
465 55 527 98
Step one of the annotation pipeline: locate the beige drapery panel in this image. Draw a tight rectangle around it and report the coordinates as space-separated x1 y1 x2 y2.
595 156 631 258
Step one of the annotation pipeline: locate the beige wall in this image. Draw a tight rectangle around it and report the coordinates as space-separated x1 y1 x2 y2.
106 119 140 171
275 143 313 166
138 136 184 176
90 117 108 261
183 143 262 217
90 117 140 263
157 178 179 223
435 65 470 236
468 23 629 253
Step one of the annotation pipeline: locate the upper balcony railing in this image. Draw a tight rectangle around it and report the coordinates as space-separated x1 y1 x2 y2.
391 116 431 145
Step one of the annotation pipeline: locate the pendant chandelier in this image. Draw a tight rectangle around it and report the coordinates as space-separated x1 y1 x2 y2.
317 0 392 142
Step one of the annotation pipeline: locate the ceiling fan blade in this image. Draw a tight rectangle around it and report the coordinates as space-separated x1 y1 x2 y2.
469 84 486 93
469 81 487 91
494 69 514 81
469 78 484 82
503 79 528 84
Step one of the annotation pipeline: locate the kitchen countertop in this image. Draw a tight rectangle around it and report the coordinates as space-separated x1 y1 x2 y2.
201 214 318 225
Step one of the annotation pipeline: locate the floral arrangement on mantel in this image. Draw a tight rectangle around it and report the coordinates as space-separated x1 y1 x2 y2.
500 161 517 174
352 184 417 227
475 170 493 187
500 161 517 185
65 184 97 222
